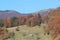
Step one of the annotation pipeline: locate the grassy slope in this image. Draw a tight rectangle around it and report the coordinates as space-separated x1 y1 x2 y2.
7 25 52 40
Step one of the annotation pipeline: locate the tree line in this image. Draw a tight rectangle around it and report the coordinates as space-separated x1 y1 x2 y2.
0 14 42 28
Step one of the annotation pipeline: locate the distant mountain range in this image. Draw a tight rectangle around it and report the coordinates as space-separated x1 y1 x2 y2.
0 9 53 19
0 10 21 19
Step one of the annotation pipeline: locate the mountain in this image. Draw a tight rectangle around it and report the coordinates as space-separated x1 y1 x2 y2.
33 9 53 17
0 9 52 19
0 10 21 19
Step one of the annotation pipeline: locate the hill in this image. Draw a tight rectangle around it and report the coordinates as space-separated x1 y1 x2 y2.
0 7 60 28
0 9 50 19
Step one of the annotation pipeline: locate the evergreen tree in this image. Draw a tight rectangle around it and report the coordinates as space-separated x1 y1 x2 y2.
11 17 17 27
11 17 17 22
37 13 42 26
28 21 31 27
0 19 3 27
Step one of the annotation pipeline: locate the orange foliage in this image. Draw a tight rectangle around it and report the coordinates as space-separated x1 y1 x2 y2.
54 36 60 40
48 16 60 40
51 31 57 40
7 18 11 27
2 18 8 27
48 16 60 31
46 9 60 40
2 13 41 27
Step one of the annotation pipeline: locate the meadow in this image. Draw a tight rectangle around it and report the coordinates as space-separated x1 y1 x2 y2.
6 24 52 40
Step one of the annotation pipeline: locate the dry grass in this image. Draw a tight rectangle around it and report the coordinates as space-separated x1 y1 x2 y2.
6 24 52 40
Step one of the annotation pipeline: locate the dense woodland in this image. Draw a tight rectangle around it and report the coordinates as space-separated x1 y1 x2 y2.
0 13 42 28
42 8 60 40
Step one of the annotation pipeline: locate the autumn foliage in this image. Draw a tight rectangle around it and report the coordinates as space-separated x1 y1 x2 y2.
0 13 42 27
48 16 60 30
47 9 60 40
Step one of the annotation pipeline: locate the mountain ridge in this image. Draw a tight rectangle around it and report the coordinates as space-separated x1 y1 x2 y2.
0 9 52 19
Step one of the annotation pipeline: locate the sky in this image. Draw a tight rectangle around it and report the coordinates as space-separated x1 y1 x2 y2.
0 0 60 14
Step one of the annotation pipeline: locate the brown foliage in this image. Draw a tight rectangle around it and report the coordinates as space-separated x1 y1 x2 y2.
51 31 57 40
46 9 60 40
7 18 11 27
2 18 8 27
2 13 41 27
42 9 60 23
48 16 60 31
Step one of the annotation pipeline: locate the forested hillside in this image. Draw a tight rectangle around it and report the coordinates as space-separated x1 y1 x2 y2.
42 8 60 40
